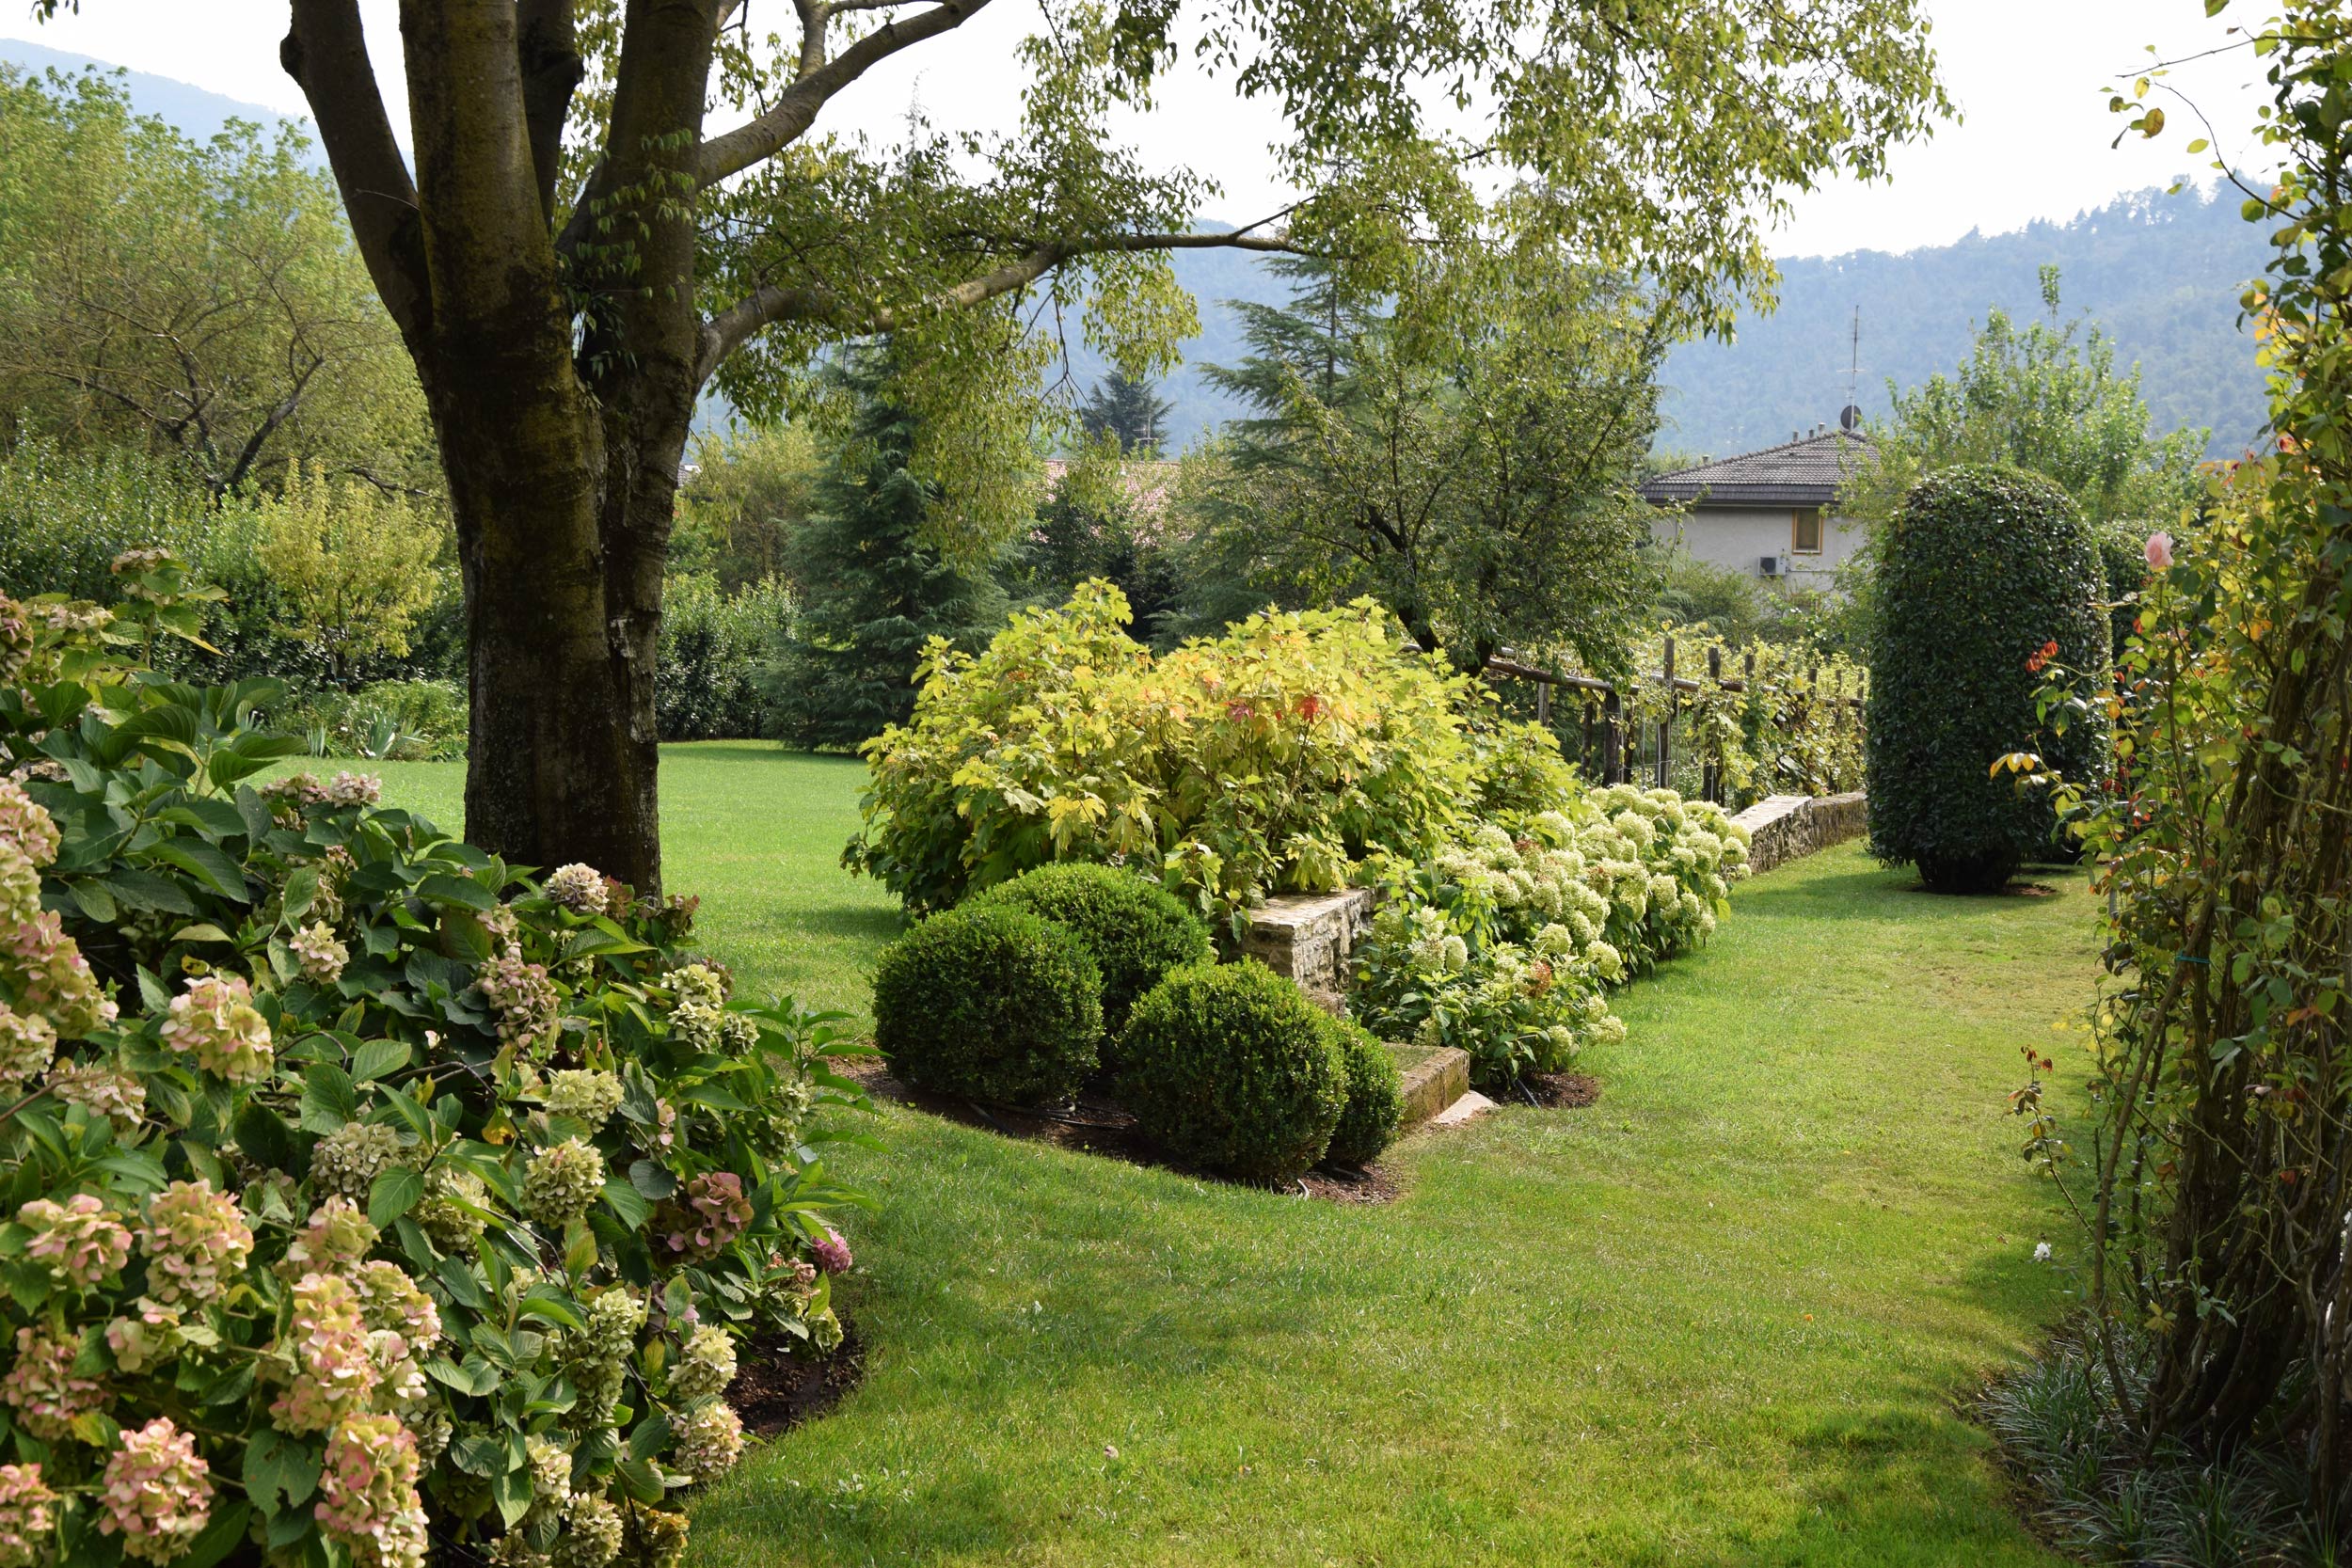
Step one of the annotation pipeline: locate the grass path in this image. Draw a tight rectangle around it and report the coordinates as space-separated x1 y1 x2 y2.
340 752 2090 1563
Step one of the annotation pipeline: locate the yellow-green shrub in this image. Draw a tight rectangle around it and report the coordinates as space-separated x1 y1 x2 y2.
846 581 1476 939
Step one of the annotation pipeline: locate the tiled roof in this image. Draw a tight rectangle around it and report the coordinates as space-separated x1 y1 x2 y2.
1640 427 1872 508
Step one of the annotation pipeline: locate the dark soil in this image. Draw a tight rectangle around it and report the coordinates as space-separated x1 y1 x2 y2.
857 1066 1405 1205
729 1322 866 1438
1515 1070 1603 1108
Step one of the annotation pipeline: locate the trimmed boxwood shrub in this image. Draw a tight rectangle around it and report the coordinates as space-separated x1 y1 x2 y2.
872 903 1104 1103
1323 1016 1405 1166
967 862 1214 1039
1119 960 1346 1180
1867 465 2111 893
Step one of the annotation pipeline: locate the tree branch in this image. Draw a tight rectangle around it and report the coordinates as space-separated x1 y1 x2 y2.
694 230 1301 387
517 0 585 224
695 0 994 185
281 0 433 350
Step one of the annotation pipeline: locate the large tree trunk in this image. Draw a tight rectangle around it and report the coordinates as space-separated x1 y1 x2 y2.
431 375 670 894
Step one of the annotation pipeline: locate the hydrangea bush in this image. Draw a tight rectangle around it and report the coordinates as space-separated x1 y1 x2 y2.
0 572 872 1566
1354 771 1750 1085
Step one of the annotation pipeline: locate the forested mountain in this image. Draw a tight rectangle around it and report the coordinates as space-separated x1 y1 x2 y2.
1656 182 2272 459
11 35 2267 458
0 38 297 147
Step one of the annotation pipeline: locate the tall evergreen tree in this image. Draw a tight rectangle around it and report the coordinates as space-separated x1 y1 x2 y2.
1078 372 1177 455
767 353 1006 750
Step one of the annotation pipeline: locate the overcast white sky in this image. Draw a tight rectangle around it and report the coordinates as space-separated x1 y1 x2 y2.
9 0 2279 259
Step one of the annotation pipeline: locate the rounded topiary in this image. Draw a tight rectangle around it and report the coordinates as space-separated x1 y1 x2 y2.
967 862 1214 1040
1867 465 2111 894
871 904 1104 1104
1118 960 1346 1180
1322 1017 1404 1167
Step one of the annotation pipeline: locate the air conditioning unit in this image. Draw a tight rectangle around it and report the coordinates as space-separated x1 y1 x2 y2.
1759 555 1782 578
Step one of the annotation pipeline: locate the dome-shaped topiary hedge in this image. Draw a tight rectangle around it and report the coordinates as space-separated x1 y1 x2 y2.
1119 960 1346 1180
872 903 1104 1103
967 862 1214 1044
1867 464 2111 893
1322 1016 1405 1167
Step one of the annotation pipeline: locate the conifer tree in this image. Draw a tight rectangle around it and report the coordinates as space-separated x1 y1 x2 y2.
767 353 1007 750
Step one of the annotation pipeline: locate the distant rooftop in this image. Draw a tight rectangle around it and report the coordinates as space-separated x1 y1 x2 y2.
1641 426 1872 509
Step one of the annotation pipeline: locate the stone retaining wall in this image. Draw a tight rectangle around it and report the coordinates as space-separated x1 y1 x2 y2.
1730 791 1868 876
1239 887 1374 1013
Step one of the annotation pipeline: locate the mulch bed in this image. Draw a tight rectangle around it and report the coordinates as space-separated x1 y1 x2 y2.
849 1061 1406 1205
729 1322 867 1438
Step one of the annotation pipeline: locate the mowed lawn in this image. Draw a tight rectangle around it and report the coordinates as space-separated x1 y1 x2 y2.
301 743 901 1018
351 749 2088 1566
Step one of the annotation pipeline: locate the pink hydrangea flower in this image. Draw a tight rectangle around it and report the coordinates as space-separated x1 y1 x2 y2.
315 1414 427 1568
654 1172 752 1263
280 1196 379 1279
352 1260 441 1351
4 911 115 1037
271 1273 380 1435
19 1193 131 1289
543 863 610 916
105 1300 184 1376
139 1180 254 1307
476 950 559 1053
0 1462 58 1568
98 1417 212 1564
0 779 60 866
47 1057 145 1133
2145 531 2175 571
0 1006 56 1090
159 973 273 1084
810 1227 853 1276
0 1326 104 1443
291 922 349 986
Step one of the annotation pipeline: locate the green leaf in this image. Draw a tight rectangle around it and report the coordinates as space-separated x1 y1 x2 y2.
298 1061 359 1134
418 873 496 911
490 1461 533 1527
168 923 235 945
279 866 321 925
244 1428 321 1516
601 1176 651 1229
67 879 118 923
100 869 197 916
175 1500 252 1568
349 1038 412 1084
368 1166 425 1229
149 840 249 902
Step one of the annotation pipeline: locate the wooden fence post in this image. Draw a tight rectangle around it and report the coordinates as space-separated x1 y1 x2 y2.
1657 636 1676 790
1600 687 1624 784
1581 694 1597 777
1534 677 1550 726
1702 645 1723 803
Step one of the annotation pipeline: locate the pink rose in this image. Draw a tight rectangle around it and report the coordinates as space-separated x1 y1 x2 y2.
2144 531 2174 571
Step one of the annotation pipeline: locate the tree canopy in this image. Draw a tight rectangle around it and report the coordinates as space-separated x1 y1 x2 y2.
25 0 1950 884
1173 252 1665 671
0 67 434 499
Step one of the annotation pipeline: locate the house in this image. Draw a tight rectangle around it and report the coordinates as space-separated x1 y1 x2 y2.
1640 424 1872 589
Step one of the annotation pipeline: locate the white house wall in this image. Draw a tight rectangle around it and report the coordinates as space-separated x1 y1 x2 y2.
1648 506 1863 590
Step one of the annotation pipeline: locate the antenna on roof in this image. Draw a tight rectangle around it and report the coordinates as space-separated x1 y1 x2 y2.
1838 307 1864 433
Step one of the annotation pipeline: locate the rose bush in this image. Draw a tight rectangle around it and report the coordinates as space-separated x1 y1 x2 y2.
0 565 872 1566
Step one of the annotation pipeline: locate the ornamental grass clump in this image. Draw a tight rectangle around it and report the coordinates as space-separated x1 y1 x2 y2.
871 902 1104 1104
0 567 874 1566
1120 961 1346 1180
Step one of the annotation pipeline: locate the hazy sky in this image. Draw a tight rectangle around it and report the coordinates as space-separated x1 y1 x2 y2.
10 0 2280 259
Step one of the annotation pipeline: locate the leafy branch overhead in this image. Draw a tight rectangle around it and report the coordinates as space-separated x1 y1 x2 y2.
250 0 1947 552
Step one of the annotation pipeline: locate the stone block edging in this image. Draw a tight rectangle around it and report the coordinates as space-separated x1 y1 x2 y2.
1729 790 1867 876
